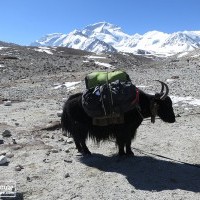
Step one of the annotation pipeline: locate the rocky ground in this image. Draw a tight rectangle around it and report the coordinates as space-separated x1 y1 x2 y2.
0 45 200 200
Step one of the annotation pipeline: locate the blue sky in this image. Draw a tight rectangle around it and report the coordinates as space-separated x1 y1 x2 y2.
1 0 200 45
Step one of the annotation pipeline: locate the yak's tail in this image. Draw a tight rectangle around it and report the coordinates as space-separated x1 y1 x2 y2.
61 101 70 135
61 93 83 137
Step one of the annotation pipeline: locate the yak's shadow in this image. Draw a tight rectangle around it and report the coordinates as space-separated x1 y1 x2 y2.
79 153 200 192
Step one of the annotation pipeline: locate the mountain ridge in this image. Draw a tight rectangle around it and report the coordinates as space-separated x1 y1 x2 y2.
30 22 200 56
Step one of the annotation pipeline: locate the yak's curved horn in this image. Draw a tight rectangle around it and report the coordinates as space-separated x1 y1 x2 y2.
155 80 169 100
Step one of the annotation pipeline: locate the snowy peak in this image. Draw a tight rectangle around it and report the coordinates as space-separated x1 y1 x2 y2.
82 22 130 46
31 22 200 56
31 22 121 53
31 28 116 53
82 22 122 35
136 31 169 48
160 32 200 53
162 32 199 46
31 33 66 46
119 30 200 56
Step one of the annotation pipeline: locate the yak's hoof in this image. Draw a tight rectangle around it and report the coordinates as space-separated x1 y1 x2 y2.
76 151 92 157
77 149 92 156
126 150 134 156
83 150 92 155
77 149 83 153
116 154 127 162
118 151 126 156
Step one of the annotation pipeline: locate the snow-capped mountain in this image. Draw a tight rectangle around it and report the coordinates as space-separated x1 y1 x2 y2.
31 22 200 56
82 22 130 46
31 27 117 53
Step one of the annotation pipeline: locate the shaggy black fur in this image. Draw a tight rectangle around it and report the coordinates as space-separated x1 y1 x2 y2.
61 89 175 156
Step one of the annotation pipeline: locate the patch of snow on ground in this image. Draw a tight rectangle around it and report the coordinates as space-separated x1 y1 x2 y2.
87 55 107 59
0 47 8 50
0 64 5 68
191 54 200 58
166 79 175 83
171 96 200 106
137 85 152 88
54 81 81 90
95 61 116 69
34 47 53 55
177 52 188 58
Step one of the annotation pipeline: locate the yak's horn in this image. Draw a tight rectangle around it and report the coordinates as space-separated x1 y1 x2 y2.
155 80 169 100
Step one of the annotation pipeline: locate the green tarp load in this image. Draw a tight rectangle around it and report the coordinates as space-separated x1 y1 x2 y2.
85 70 131 89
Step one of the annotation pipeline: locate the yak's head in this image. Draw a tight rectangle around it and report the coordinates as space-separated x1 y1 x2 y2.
151 81 175 123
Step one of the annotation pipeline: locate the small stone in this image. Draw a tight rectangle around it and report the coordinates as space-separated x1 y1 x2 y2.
64 173 70 178
11 145 22 150
58 138 64 142
46 152 50 156
43 158 50 163
0 139 4 144
64 159 73 163
43 135 50 138
66 138 73 144
15 165 24 171
4 101 12 106
57 111 63 117
12 138 17 144
0 155 8 165
15 123 20 126
51 149 59 153
27 176 32 182
2 130 12 137
6 153 14 158
64 148 70 153
15 166 22 171
62 98 67 102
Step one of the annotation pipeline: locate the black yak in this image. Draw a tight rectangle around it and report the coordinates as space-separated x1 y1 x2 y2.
61 81 175 156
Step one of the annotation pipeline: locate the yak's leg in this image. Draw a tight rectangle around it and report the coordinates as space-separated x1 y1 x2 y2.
116 138 126 156
72 125 91 155
74 140 82 153
118 143 126 156
71 127 83 153
79 127 91 155
115 127 126 156
74 139 91 155
73 137 91 155
125 141 134 156
125 131 135 156
80 141 91 155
